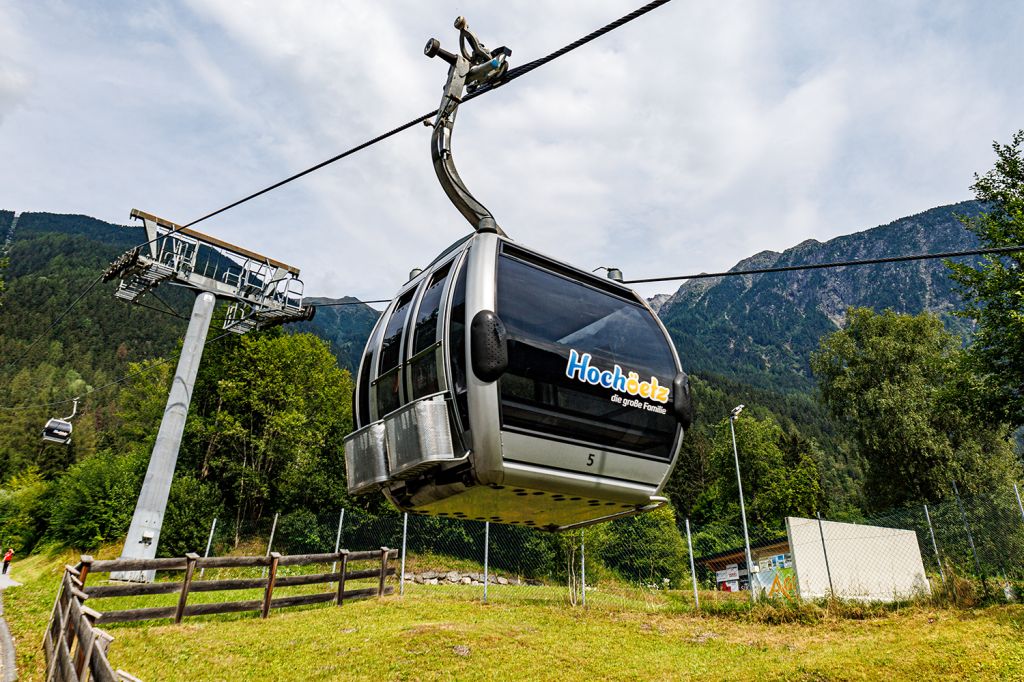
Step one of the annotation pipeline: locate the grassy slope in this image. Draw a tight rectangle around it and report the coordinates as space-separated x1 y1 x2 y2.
5 552 1024 681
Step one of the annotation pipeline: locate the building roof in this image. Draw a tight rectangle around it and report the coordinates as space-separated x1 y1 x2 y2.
695 536 790 571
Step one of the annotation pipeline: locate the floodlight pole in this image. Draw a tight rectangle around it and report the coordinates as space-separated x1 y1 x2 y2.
729 405 756 602
112 292 217 582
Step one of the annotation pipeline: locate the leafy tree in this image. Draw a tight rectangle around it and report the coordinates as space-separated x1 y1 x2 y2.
811 308 1019 509
181 331 353 545
679 411 823 559
591 505 689 586
706 414 823 532
109 358 173 453
948 130 1024 428
276 509 331 555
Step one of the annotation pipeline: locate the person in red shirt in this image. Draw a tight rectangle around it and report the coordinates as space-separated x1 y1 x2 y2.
3 548 12 575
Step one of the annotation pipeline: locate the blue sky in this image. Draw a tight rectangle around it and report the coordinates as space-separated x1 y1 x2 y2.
1 1 1022 300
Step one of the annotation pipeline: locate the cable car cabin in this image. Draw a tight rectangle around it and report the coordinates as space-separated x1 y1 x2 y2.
344 17 692 530
344 234 692 531
42 397 78 445
42 419 73 445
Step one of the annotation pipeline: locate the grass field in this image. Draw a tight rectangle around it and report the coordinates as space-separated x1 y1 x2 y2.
5 548 1024 681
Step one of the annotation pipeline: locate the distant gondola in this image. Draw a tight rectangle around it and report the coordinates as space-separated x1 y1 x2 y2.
42 397 79 445
343 18 693 531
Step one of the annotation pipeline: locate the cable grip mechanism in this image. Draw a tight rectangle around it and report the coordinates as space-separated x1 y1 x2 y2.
425 17 511 236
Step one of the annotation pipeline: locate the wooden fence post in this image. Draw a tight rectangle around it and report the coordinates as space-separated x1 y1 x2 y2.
336 550 349 606
378 547 389 598
43 566 73 663
262 552 281 619
79 554 93 588
62 573 82 651
93 627 114 658
337 548 354 606
175 553 200 624
43 573 65 682
46 571 79 682
74 605 101 679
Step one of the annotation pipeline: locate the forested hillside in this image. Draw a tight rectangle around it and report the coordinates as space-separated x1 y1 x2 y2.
0 212 192 479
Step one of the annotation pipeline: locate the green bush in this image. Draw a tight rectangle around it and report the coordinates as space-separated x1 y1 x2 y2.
46 449 146 550
276 509 330 555
0 468 54 553
158 474 223 557
593 506 689 587
488 524 561 579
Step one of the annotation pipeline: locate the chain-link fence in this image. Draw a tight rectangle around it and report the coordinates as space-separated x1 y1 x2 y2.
185 481 1024 611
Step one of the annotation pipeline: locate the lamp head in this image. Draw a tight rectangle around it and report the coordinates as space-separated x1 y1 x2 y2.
730 404 745 418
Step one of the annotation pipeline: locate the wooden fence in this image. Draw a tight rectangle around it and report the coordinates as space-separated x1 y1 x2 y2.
42 547 396 681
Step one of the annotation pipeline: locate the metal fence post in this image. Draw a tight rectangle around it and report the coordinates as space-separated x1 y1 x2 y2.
266 512 279 555
817 513 835 598
580 529 586 607
923 504 945 585
400 512 409 597
263 512 279 578
685 518 699 609
952 480 986 592
1014 483 1024 524
331 508 345 575
199 516 217 579
483 521 490 603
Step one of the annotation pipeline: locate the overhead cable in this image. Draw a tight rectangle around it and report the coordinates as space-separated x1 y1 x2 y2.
464 0 673 102
621 244 1024 285
311 299 391 308
139 0 677 246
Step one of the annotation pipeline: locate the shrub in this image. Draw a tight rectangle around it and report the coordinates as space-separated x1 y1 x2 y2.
46 449 146 550
276 509 331 555
159 474 223 557
594 506 689 587
0 468 54 553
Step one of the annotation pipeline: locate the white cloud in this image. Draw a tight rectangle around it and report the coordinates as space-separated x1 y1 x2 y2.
1 0 1022 302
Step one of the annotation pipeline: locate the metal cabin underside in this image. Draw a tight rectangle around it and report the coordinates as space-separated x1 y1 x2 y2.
404 484 659 531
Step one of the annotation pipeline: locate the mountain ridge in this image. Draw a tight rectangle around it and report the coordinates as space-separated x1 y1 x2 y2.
658 201 983 390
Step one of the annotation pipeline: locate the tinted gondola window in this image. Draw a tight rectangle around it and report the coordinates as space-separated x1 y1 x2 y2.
496 252 679 459
376 289 415 417
410 264 451 398
447 260 470 430
356 349 372 427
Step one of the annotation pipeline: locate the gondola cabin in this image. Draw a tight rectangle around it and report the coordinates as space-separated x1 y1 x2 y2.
42 418 73 445
344 234 692 530
343 16 692 530
42 397 78 445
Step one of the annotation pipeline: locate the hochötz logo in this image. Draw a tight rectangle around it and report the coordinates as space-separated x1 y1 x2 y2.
565 349 670 404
